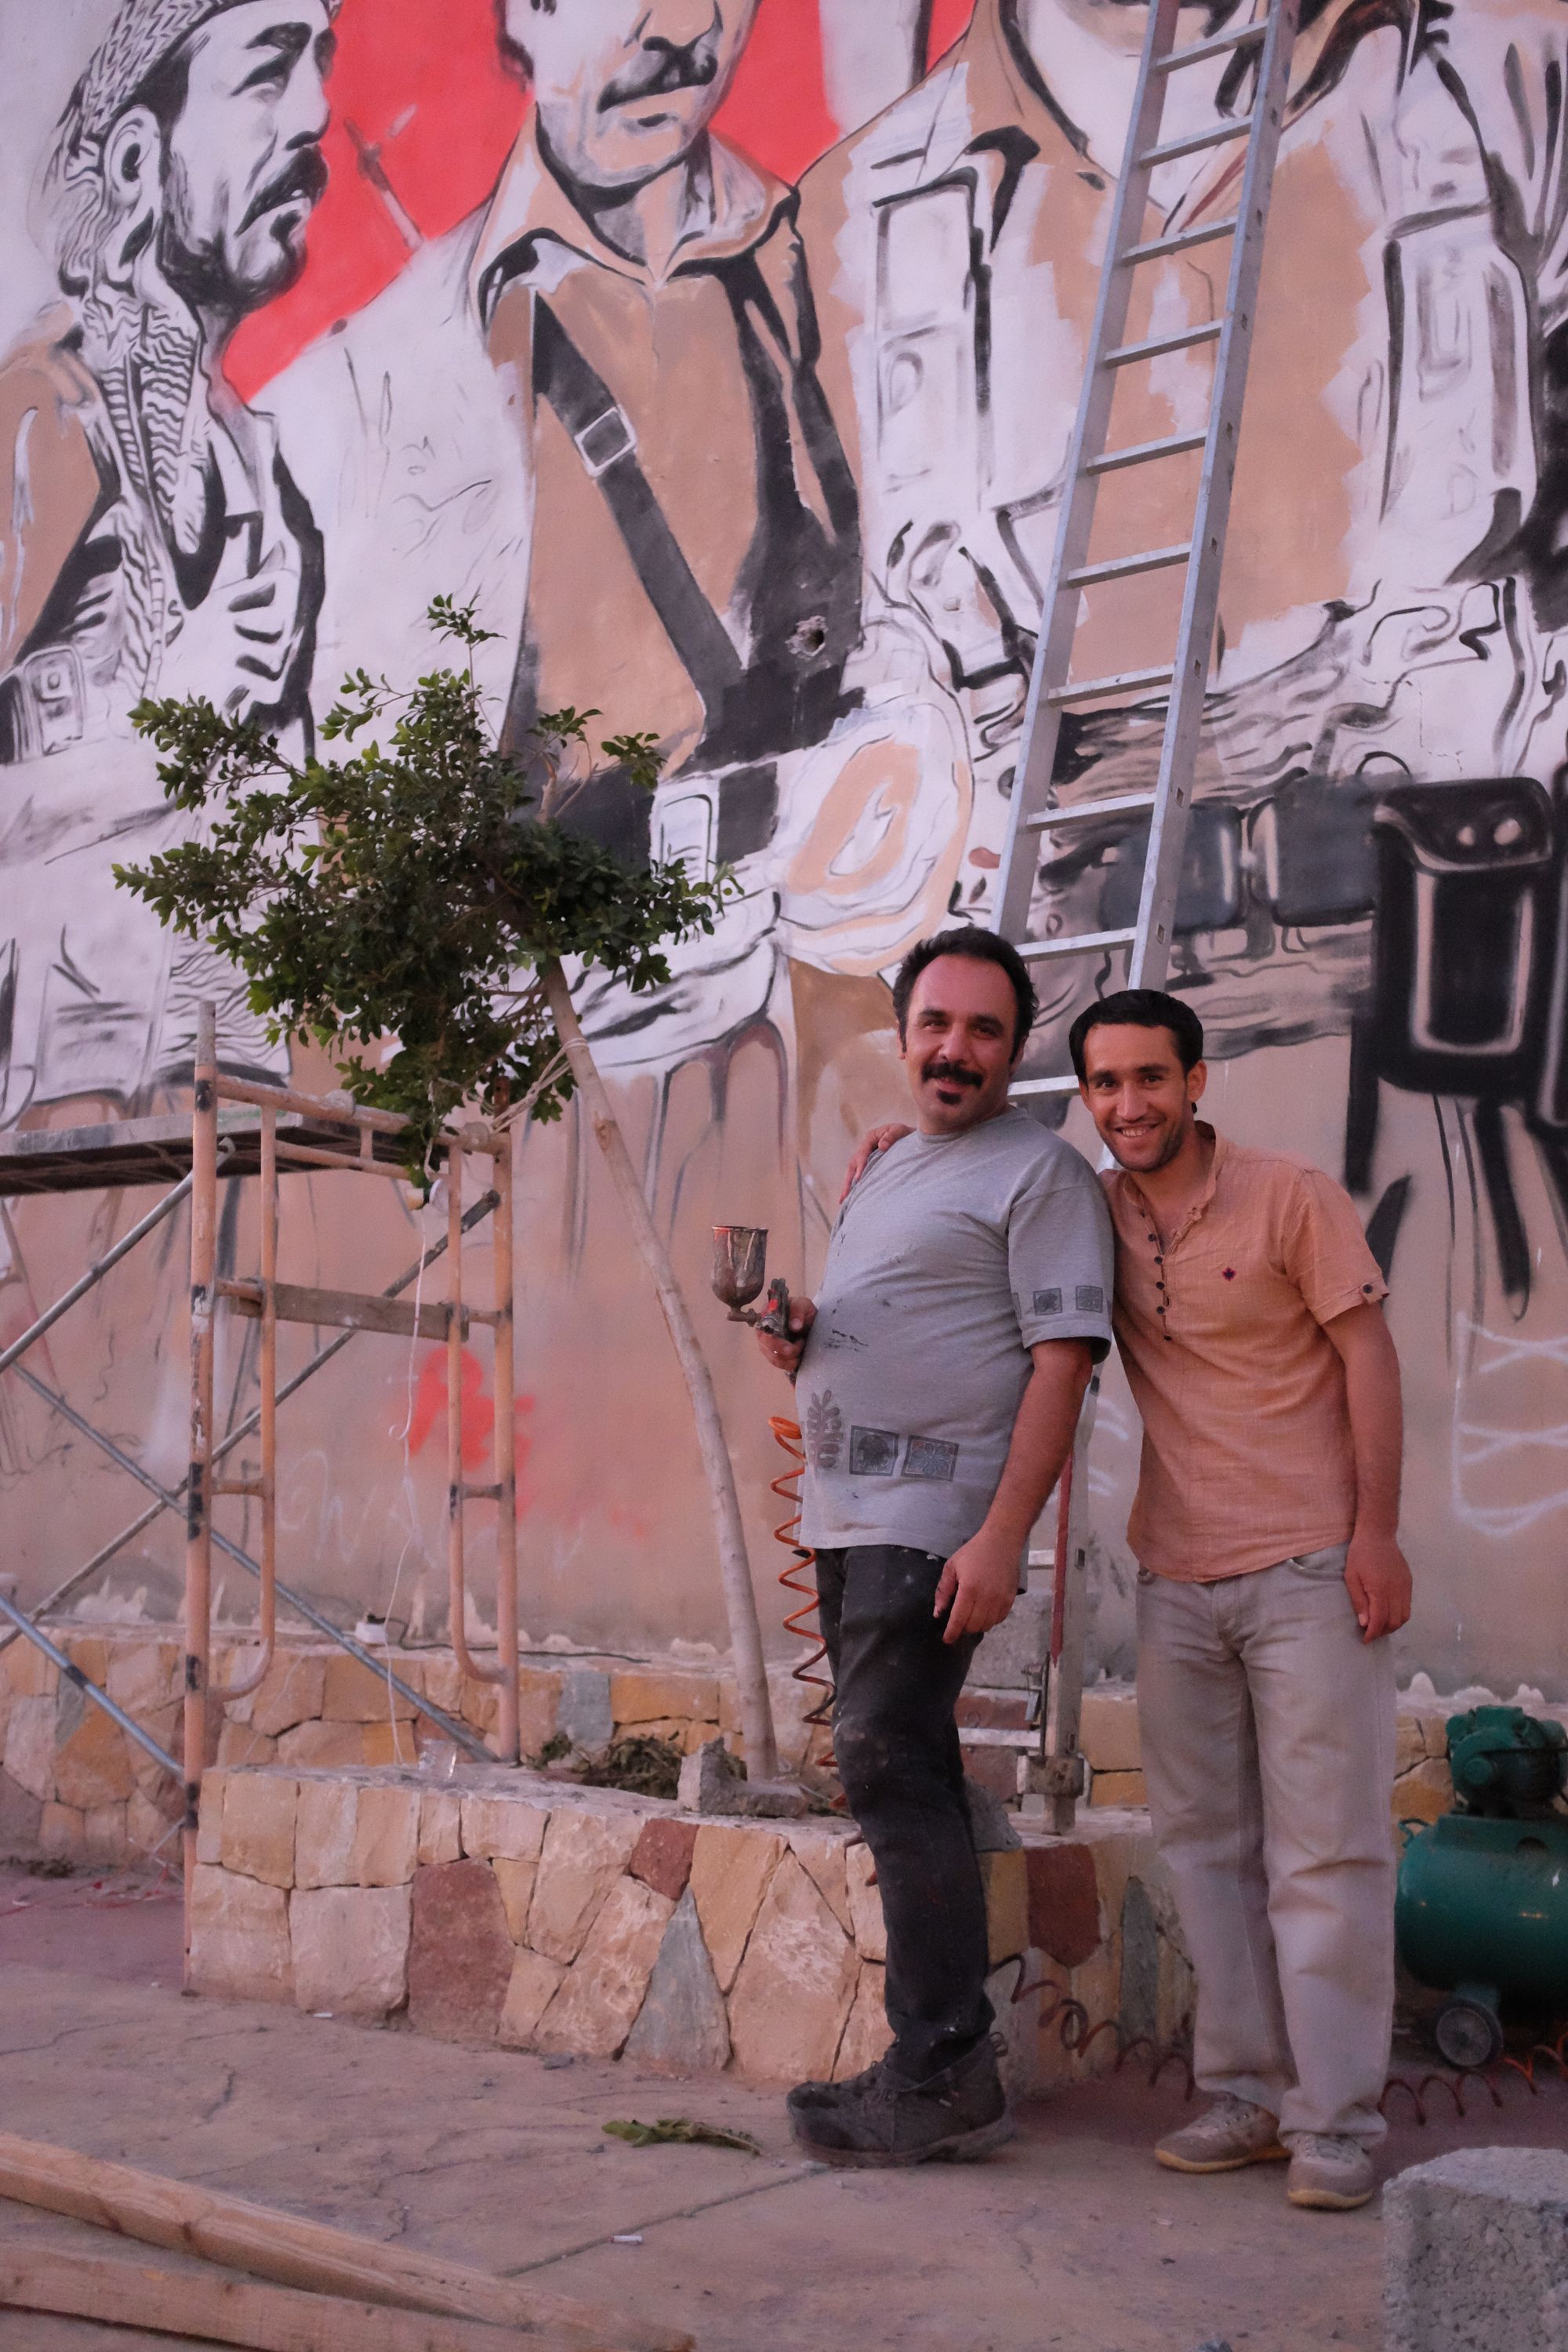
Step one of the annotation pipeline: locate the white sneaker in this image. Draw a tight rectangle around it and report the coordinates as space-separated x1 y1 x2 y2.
1286 2133 1376 2209
1155 2096 1288 2173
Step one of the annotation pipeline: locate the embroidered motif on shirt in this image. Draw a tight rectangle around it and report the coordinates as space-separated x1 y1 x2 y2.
1075 1284 1104 1313
902 1436 959 1482
1033 1287 1063 1316
804 1390 843 1472
848 1425 902 1477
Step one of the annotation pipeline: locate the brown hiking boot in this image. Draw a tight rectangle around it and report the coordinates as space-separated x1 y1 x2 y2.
1286 2134 1376 2209
786 2038 1012 2169
1156 2096 1288 2173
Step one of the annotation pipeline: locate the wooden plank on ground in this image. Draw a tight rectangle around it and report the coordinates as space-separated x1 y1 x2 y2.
0 2245 590 2352
0 2136 691 2352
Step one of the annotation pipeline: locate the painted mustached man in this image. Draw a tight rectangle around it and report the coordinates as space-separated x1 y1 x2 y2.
852 985 1410 2207
758 927 1114 2165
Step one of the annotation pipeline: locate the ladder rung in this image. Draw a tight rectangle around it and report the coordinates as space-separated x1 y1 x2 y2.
1140 114 1253 169
1154 20 1266 72
1029 791 1159 832
1087 430 1208 476
1104 320 1221 367
1018 928 1138 963
1047 665 1174 706
1122 216 1240 266
1065 542 1189 590
1011 1075 1083 1098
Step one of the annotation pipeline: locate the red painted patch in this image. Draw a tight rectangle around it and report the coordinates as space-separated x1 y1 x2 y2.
404 1345 495 1469
927 0 976 67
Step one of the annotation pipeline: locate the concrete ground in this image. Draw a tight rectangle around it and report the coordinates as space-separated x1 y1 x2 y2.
0 1862 1563 2352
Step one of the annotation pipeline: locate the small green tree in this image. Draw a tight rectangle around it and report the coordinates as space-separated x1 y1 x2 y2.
116 598 780 1779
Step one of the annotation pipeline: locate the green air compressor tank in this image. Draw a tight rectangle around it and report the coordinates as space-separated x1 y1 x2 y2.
1395 1707 1568 2070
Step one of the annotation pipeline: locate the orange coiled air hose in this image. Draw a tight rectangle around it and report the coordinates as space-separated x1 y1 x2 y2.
768 1414 834 1769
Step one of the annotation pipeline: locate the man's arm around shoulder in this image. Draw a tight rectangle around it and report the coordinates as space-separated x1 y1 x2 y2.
935 1338 1094 1646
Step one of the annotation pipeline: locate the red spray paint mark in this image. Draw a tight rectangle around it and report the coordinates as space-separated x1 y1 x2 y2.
927 0 976 67
405 1346 495 1469
230 0 845 399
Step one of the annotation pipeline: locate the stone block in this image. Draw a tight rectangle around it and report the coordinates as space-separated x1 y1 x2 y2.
1090 1769 1147 1809
5 1645 56 1700
196 1770 228 1867
688 1824 782 1991
1079 1690 1142 1774
497 1947 566 2048
321 1652 414 1725
525 1809 641 1965
276 1721 365 1769
628 1817 698 1902
0 1777 42 1859
459 1680 500 1736
128 1707 182 1806
535 1876 674 2060
981 1848 1029 1965
1385 2147 1568 2352
1025 1842 1102 1969
105 1641 183 1720
623 1887 731 2074
987 1955 1044 2100
845 1841 886 1963
833 1962 892 2080
727 1849 858 2088
492 1857 537 1941
1394 1711 1429 1776
361 1723 419 1767
291 1884 411 2017
294 1777 358 1889
126 1790 174 1859
964 1778 1022 1853
220 1773 297 1889
961 1747 1018 1809
681 1719 723 1756
784 1828 852 1932
418 1791 461 1866
418 1655 465 1718
557 1667 613 1752
353 1784 419 1886
64 1636 110 1688
39 1802 85 1860
216 1723 278 1769
4 1695 56 1805
459 1791 548 1864
233 1650 325 1739
189 1864 292 2003
83 1803 128 1863
517 1667 561 1757
612 1669 719 1727
1394 1756 1454 1825
958 1690 1031 1730
408 1860 514 2040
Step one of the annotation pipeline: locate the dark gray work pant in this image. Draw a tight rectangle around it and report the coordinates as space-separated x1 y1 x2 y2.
814 1544 993 2082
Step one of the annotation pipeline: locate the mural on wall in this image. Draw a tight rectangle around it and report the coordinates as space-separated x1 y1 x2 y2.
2 0 1567 1694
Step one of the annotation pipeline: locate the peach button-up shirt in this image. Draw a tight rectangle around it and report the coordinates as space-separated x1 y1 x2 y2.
1103 1127 1388 1582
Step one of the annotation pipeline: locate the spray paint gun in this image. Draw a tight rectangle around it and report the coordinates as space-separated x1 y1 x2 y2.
711 1225 792 1338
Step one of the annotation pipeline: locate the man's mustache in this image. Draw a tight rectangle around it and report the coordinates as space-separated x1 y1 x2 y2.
239 145 328 234
923 1061 982 1090
599 43 717 112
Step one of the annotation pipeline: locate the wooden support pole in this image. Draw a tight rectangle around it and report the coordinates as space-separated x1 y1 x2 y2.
0 2247 606 2352
0 2133 692 2351
184 1001 219 1982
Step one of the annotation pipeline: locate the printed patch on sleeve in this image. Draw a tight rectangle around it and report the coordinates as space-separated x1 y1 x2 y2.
848 1425 902 1477
902 1436 959 1482
1075 1284 1105 1313
805 1390 844 1472
1033 1287 1063 1316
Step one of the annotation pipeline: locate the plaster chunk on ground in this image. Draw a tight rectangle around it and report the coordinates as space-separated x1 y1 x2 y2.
408 1859 514 2040
292 1884 411 2017
688 1824 782 1991
189 1864 292 2003
535 1875 674 2059
525 1809 641 1964
219 1773 297 1889
294 1777 358 1889
1385 2147 1568 2352
353 1784 419 1886
497 1947 566 2047
726 1848 858 2087
623 1886 731 2074
460 1791 548 1863
833 1961 892 2080
845 1840 887 1962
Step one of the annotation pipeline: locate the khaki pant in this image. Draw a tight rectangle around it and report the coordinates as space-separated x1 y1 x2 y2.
1135 1548 1397 2146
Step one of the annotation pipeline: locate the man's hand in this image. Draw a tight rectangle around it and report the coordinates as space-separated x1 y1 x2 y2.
934 1527 1022 1646
840 1123 913 1203
1345 1530 1412 1642
757 1296 815 1379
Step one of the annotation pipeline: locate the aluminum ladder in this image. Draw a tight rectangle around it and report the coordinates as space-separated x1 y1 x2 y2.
982 0 1301 1831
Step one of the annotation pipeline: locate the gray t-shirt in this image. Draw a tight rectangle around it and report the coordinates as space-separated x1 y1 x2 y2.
796 1108 1114 1559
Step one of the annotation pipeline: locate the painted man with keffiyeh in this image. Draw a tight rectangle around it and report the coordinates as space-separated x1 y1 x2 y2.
0 0 334 1109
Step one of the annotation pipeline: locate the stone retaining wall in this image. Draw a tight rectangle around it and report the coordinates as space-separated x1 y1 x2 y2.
191 1762 1194 2092
0 1624 1497 1870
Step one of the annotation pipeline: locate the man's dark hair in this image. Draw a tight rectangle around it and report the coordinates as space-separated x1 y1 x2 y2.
891 927 1038 1058
1068 989 1204 1080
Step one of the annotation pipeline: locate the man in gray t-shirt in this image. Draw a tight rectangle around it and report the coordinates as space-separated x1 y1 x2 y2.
759 927 1112 2170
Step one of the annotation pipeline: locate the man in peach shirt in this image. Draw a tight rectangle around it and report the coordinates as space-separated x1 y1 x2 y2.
1070 987 1410 2212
